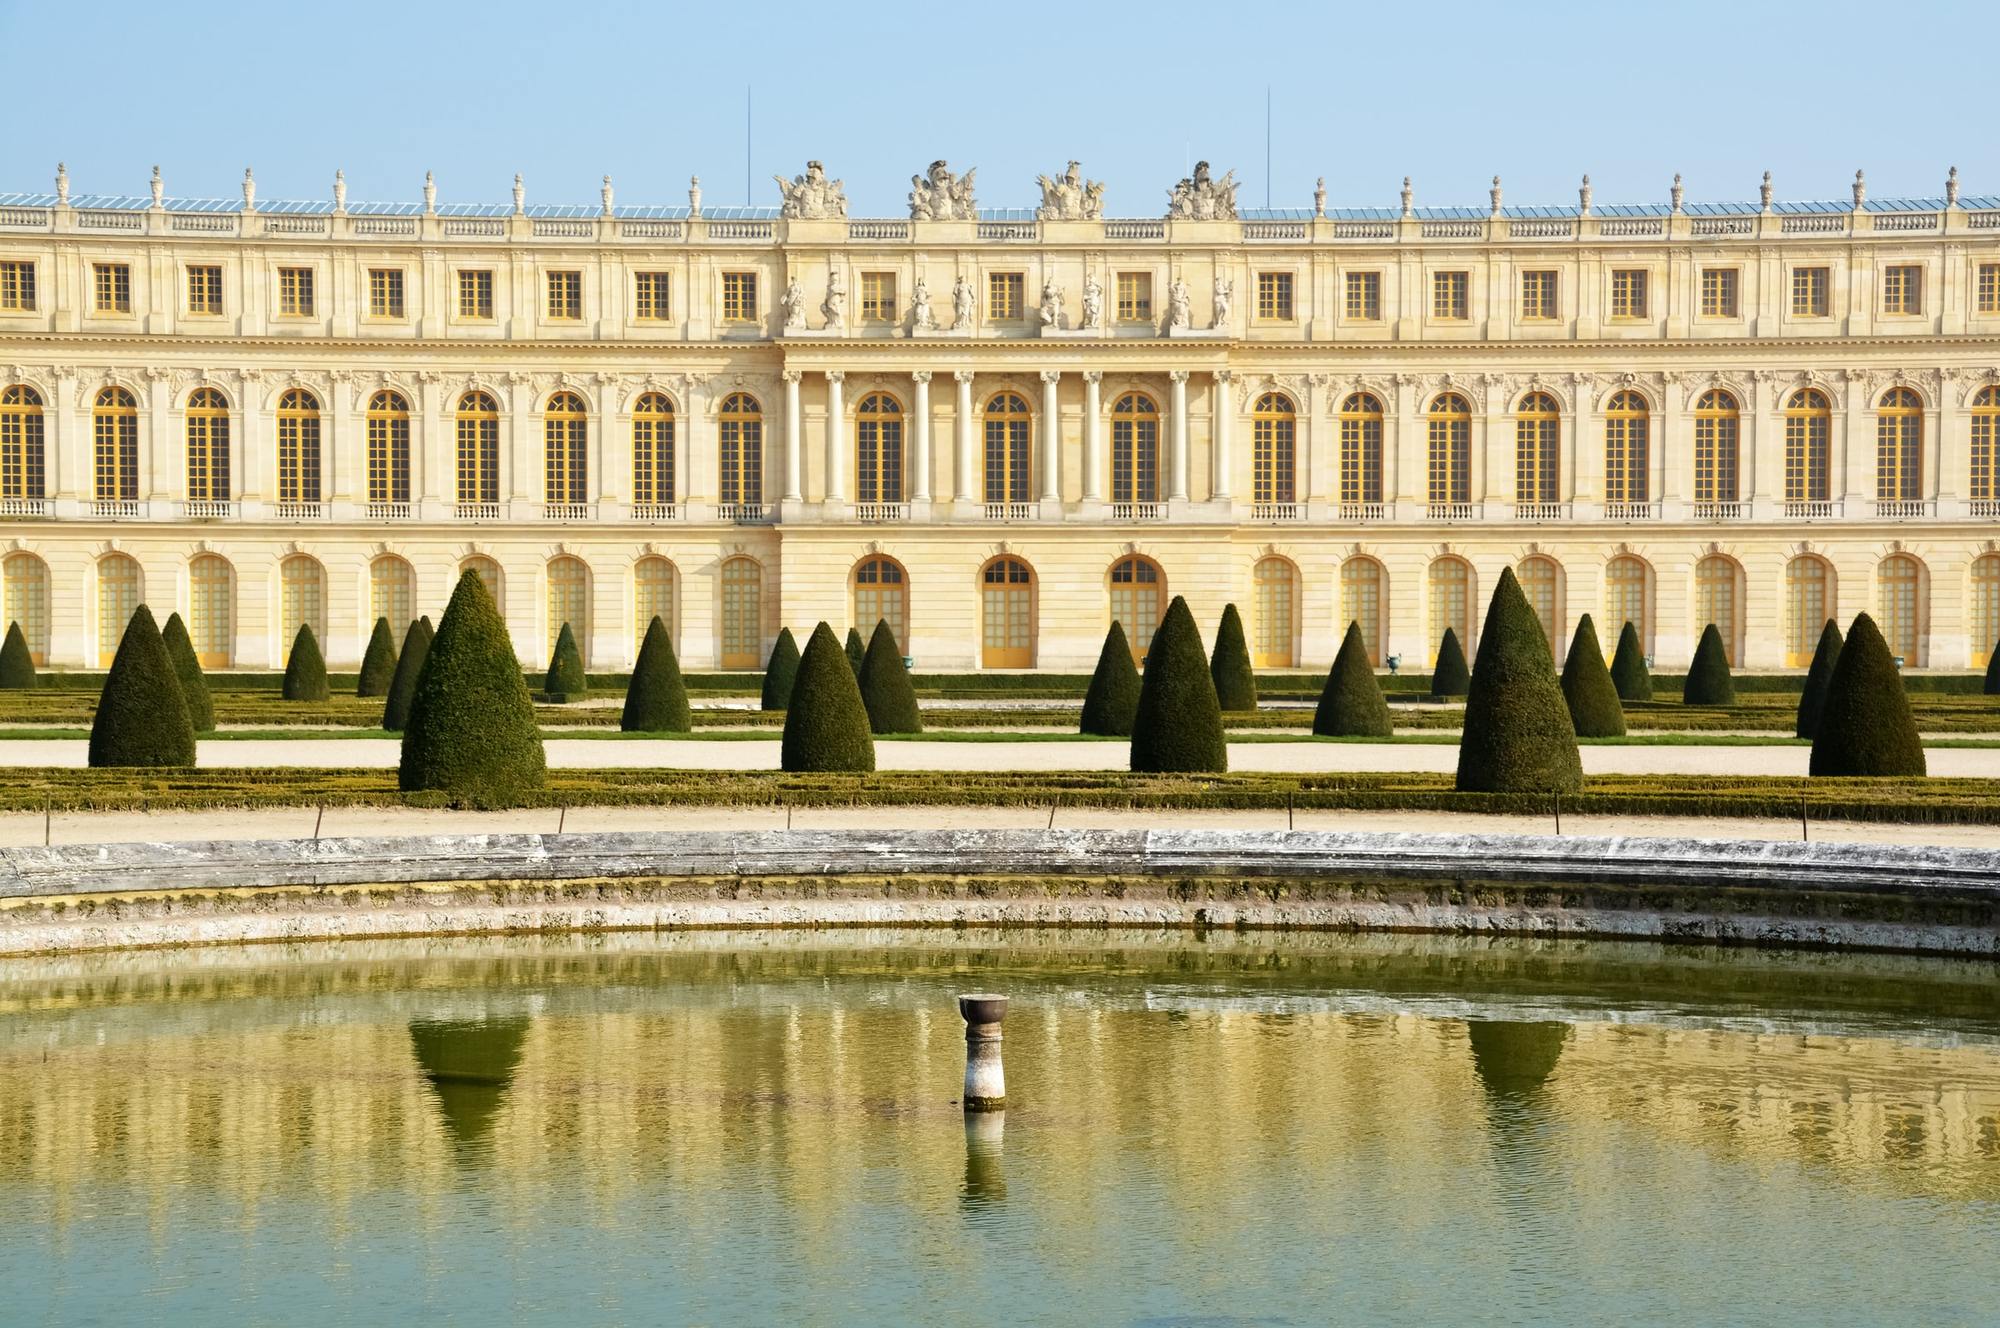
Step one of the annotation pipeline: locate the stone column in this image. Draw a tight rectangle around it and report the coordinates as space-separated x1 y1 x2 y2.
782 370 803 501
824 370 846 504
414 372 440 516
1211 370 1233 502
1169 370 1190 502
506 371 533 515
1081 371 1103 502
48 367 76 508
954 370 975 505
911 370 932 503
1658 375 1684 514
143 368 172 507
239 371 264 503
1038 370 1060 503
329 370 354 509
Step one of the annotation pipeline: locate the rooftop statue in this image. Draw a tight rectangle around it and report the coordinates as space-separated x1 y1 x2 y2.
774 160 847 220
1165 160 1239 221
1036 161 1105 220
910 160 978 221
951 273 976 329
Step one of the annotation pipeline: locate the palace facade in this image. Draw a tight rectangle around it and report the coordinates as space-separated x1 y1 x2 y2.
1 161 1998 673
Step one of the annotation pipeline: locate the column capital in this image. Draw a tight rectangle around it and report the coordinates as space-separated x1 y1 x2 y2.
953 369 976 384
782 368 803 383
911 369 933 384
1213 368 1234 383
1039 369 1060 385
1082 369 1103 384
824 369 845 384
1169 369 1190 384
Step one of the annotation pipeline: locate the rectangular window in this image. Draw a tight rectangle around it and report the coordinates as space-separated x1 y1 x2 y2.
1882 264 1922 316
1519 269 1558 321
186 264 223 315
1792 266 1830 317
1700 267 1739 318
1343 270 1381 321
1978 263 2000 315
860 271 897 321
458 269 494 319
721 271 757 322
94 263 132 313
1116 271 1152 321
633 271 671 321
546 270 582 320
1610 269 1649 319
1432 270 1469 320
0 261 36 312
987 272 1024 321
1256 272 1295 321
367 268 404 318
277 266 314 317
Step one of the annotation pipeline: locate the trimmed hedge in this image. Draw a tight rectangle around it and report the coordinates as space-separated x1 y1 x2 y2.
859 620 922 734
1683 624 1735 706
1810 612 1925 777
1797 619 1844 739
282 624 330 702
0 623 34 689
1455 566 1582 794
1430 628 1470 698
382 618 433 732
1559 614 1626 738
160 612 214 732
621 616 692 732
1313 622 1391 737
1209 603 1257 712
1080 622 1142 736
1130 596 1227 773
88 605 195 768
1609 621 1652 702
398 571 546 807
357 618 398 697
782 622 876 771
761 628 801 711
544 623 586 701
844 627 866 676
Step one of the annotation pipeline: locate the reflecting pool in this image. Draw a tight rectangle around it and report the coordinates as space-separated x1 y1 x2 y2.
0 930 1996 1325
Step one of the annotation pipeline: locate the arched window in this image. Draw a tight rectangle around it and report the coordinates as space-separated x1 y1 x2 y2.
1604 555 1650 657
1784 389 1831 504
366 390 411 507
718 393 763 508
1693 389 1740 507
1517 555 1560 651
1971 554 2000 667
631 392 676 510
980 557 1034 668
1341 557 1385 667
461 555 502 608
1516 391 1560 505
0 386 45 502
1337 392 1382 508
279 555 324 661
189 553 233 668
983 392 1032 505
456 391 500 506
633 555 675 655
275 388 322 506
95 552 141 667
1252 556 1296 667
1784 556 1832 667
547 555 589 666
1427 557 1473 663
718 555 762 668
1254 392 1298 507
854 392 904 506
853 556 908 650
2 552 49 663
184 387 230 504
370 556 413 636
1972 387 2000 503
1111 393 1160 506
544 391 588 506
94 387 140 502
1877 554 1924 665
1694 555 1742 666
1428 393 1471 507
1109 556 1163 662
1603 389 1649 506
1876 386 1923 502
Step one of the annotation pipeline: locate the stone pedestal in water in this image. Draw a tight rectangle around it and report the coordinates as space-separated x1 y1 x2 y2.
958 993 1006 1111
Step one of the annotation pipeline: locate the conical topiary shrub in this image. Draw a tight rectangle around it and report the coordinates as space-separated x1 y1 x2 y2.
282 623 330 702
1810 612 1925 777
858 620 922 734
1313 621 1390 737
1130 595 1227 773
399 570 546 807
781 621 876 772
761 628 801 711
1209 603 1257 712
160 612 214 732
357 617 398 697
1683 623 1735 706
1558 614 1625 738
1455 567 1582 794
1430 627 1470 698
382 617 433 732
544 622 586 701
1984 640 2000 696
844 626 866 676
1609 621 1652 702
88 605 195 768
1796 619 1844 739
1080 621 1142 736
621 615 692 732
0 622 34 689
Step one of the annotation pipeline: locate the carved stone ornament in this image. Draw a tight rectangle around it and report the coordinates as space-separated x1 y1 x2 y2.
909 160 977 221
1165 161 1239 220
1081 277 1103 329
951 273 976 330
910 276 934 331
773 161 848 220
1166 277 1192 331
1038 278 1063 330
780 276 807 333
1212 276 1234 332
1035 161 1104 220
821 268 845 326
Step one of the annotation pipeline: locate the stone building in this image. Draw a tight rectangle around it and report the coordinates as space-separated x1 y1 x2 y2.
0 160 1996 673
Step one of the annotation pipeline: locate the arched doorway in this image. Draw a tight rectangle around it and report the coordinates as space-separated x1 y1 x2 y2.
979 557 1034 668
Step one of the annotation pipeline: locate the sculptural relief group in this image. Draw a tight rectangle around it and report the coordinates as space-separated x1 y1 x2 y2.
770 158 1241 223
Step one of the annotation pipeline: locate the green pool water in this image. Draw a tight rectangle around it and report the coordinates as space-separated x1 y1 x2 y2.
0 929 1995 1325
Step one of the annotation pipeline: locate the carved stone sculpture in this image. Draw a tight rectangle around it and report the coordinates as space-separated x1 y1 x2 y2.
1165 161 1239 221
780 276 807 333
911 276 934 331
1167 276 1192 331
1038 278 1063 330
951 273 975 329
1081 277 1103 329
1036 161 1105 220
821 268 845 327
1213 276 1234 332
910 160 978 221
774 160 848 219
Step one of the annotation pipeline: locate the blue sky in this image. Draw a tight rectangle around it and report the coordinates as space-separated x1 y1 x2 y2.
4 0 1992 214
